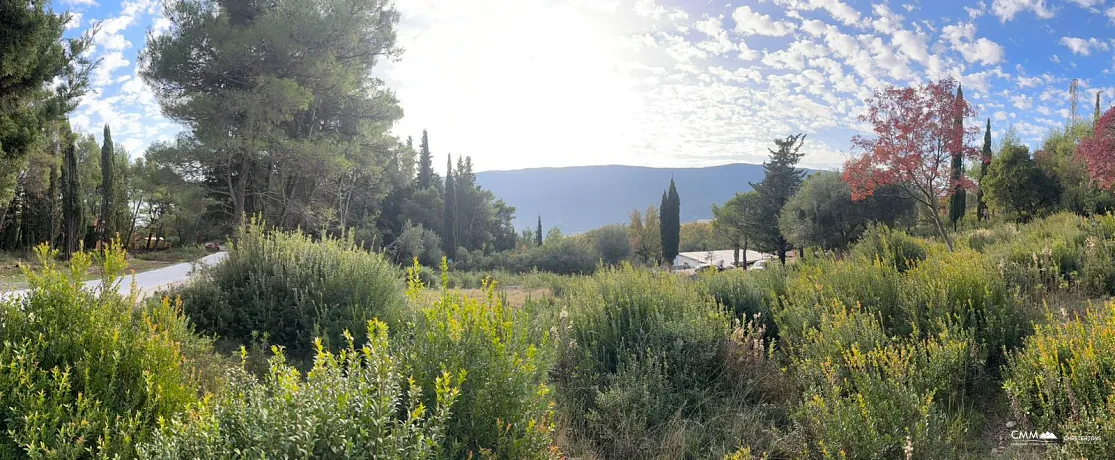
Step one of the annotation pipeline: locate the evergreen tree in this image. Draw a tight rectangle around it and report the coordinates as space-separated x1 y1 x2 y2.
751 134 807 264
100 124 115 238
659 191 668 261
417 130 434 189
443 154 456 260
1096 92 1103 130
536 216 543 247
977 118 992 221
61 136 83 258
660 179 680 264
949 84 967 229
0 1 93 214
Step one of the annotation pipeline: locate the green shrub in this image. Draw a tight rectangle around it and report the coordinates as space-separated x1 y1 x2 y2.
984 213 1087 296
1003 303 1115 458
775 258 903 343
138 319 460 459
789 301 980 458
0 243 201 458
1080 214 1115 296
698 267 786 336
850 225 928 273
403 261 558 459
175 219 408 360
901 248 1028 366
959 223 1020 253
556 266 774 458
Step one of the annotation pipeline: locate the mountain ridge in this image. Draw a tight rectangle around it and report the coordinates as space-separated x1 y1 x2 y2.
476 163 815 234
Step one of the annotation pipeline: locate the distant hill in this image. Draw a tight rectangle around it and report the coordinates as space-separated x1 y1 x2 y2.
476 163 784 234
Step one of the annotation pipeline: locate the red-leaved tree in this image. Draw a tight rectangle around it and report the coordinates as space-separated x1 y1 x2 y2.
843 78 979 250
1079 107 1115 190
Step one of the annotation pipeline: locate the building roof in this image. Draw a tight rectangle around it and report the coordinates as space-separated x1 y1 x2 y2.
674 249 774 269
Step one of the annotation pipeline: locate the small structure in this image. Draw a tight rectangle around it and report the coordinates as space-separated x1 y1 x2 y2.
673 249 774 271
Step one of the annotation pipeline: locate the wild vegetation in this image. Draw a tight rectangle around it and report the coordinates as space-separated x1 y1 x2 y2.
6 0 1115 459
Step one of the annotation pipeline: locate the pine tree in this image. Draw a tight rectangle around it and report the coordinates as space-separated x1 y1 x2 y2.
536 216 543 246
443 154 456 260
977 118 992 221
417 130 434 189
62 137 83 258
660 179 680 264
751 134 807 264
100 124 115 239
949 84 967 229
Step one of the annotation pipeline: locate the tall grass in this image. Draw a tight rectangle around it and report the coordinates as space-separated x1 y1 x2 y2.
555 266 783 458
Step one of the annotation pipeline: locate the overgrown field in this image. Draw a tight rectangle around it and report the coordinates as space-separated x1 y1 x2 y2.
2 214 1115 458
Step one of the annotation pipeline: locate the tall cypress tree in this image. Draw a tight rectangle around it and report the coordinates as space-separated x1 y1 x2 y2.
660 179 680 264
536 216 543 246
659 191 668 261
443 154 456 260
62 137 82 258
976 118 992 221
948 84 966 229
1096 92 1102 130
100 124 115 239
417 130 434 189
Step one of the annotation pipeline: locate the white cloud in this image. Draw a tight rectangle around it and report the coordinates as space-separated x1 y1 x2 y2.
1011 94 1033 110
991 0 1054 21
1068 0 1103 7
65 12 83 30
892 30 929 64
732 6 793 36
1017 75 1042 88
1060 37 1110 55
941 22 1005 65
771 0 861 27
966 2 987 18
870 3 905 34
694 16 735 56
63 0 98 6
92 52 129 86
1107 7 1115 23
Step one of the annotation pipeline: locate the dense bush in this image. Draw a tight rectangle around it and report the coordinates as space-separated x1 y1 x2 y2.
139 319 459 459
0 243 201 458
850 225 928 273
452 236 598 276
1004 303 1115 458
403 262 558 459
775 257 904 342
788 301 980 458
555 266 778 458
174 220 408 360
901 248 1028 366
699 264 786 336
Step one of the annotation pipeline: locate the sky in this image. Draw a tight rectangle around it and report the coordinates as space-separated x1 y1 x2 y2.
57 0 1115 172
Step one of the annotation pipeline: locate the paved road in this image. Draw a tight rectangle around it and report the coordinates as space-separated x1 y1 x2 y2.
1 251 227 301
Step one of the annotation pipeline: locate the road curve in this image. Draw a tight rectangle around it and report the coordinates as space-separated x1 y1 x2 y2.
1 251 228 301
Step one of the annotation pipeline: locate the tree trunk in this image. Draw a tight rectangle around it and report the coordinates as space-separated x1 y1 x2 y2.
930 205 955 251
